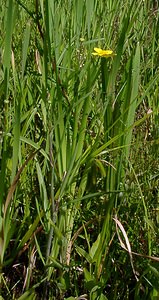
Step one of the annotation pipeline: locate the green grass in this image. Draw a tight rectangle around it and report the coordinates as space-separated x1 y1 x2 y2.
0 0 159 299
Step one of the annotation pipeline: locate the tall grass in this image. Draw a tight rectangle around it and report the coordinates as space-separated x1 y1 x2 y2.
0 0 159 299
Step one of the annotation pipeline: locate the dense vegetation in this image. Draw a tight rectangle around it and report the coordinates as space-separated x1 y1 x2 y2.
0 0 159 299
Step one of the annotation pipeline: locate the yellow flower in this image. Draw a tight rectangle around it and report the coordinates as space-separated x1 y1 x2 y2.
92 47 116 58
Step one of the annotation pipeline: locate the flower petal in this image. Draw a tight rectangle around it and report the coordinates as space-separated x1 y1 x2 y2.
102 50 113 55
92 47 116 58
92 52 100 56
94 47 103 53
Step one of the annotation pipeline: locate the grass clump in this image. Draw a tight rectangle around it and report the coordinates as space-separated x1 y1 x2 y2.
0 0 159 299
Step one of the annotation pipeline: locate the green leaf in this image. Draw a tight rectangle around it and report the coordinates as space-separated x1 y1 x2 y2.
22 21 31 77
17 291 36 300
89 233 101 261
98 294 108 300
17 212 43 251
83 267 94 282
75 245 92 264
49 219 64 242
11 100 20 182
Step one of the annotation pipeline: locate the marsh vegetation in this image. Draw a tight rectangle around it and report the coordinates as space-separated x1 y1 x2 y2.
0 0 159 299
